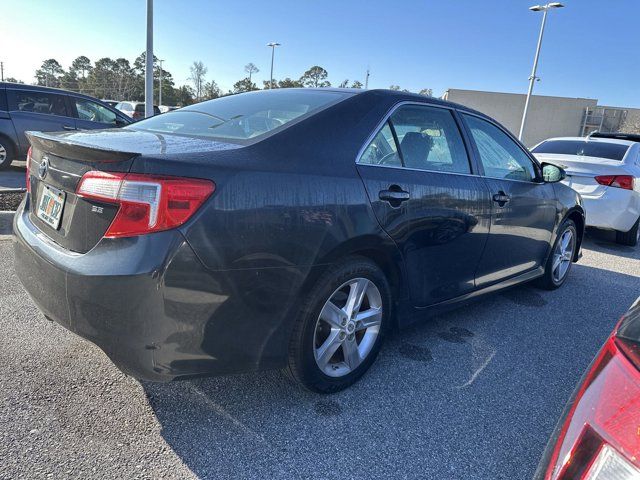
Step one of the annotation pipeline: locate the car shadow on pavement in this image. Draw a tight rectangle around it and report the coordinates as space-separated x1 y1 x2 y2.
142 260 639 480
583 228 639 259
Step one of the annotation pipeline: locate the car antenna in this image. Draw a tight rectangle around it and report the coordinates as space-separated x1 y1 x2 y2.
586 130 598 142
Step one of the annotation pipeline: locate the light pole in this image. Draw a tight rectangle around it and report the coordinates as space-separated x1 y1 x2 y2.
145 0 154 117
518 2 564 142
158 59 164 107
267 42 281 89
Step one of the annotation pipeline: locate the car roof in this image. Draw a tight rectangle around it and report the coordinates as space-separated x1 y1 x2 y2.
540 136 637 147
0 81 116 104
229 88 492 121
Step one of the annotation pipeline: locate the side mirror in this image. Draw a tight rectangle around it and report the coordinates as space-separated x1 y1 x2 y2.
115 117 128 128
542 163 566 183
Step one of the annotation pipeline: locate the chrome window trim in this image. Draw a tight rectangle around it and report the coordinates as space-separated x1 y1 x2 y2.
355 101 549 186
354 101 477 175
356 162 484 180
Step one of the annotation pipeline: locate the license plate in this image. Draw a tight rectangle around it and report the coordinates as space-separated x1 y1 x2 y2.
36 184 66 230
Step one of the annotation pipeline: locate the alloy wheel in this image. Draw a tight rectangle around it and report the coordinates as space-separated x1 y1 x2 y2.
552 228 575 283
313 278 383 377
0 144 6 164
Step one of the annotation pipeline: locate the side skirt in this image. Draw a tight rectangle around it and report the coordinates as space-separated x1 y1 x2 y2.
397 267 545 328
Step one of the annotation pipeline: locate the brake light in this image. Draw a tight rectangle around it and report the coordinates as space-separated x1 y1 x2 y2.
26 147 32 193
76 171 214 238
595 175 634 190
544 335 640 479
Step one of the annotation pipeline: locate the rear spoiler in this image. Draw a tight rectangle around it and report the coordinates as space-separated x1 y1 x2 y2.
26 131 140 164
589 132 640 143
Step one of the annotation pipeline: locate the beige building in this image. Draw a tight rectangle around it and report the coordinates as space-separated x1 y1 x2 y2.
442 88 639 148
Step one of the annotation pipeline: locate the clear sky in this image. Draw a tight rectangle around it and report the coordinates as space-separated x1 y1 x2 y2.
1 0 638 107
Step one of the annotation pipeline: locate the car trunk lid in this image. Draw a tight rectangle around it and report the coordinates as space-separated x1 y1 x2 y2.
534 153 635 197
26 129 237 253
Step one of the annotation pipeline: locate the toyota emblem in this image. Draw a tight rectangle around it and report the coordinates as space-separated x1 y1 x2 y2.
38 156 49 180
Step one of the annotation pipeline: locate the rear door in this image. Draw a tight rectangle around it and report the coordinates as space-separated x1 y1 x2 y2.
460 113 556 286
357 103 492 307
7 89 76 155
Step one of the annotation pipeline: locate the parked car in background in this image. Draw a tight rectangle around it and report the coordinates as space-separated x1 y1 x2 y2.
532 132 640 246
101 99 119 108
15 89 585 393
159 105 179 113
115 101 161 120
0 82 131 170
534 297 640 480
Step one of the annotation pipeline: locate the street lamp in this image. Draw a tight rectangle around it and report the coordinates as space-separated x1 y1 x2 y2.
267 42 281 89
158 59 164 107
145 0 154 117
518 2 564 142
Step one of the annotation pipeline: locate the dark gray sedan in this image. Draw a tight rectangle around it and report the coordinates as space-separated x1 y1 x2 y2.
14 89 584 392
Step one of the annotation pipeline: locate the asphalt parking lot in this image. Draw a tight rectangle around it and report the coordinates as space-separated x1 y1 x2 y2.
0 228 638 479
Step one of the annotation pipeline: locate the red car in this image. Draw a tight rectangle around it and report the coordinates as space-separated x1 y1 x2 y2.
536 297 640 479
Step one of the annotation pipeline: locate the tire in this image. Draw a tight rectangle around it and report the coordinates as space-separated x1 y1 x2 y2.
0 137 14 171
616 218 640 247
535 219 577 290
286 256 392 393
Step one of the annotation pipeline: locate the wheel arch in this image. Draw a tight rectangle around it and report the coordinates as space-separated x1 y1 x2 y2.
564 207 585 261
0 132 17 157
302 234 407 327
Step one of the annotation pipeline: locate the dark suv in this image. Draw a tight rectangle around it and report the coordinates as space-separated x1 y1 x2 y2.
0 82 131 170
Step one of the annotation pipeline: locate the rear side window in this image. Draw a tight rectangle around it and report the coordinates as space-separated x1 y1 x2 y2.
532 140 629 161
0 89 7 111
130 89 349 143
389 105 470 173
463 114 537 182
117 102 132 112
14 90 68 117
359 122 401 167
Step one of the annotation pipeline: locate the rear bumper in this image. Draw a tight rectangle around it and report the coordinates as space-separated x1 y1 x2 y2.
13 196 303 381
582 188 639 232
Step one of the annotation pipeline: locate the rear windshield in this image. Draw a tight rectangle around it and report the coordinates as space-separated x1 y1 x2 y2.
129 90 349 144
532 140 629 161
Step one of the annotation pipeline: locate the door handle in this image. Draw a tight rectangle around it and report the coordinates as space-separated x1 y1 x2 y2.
62 125 76 130
492 191 510 206
379 188 410 206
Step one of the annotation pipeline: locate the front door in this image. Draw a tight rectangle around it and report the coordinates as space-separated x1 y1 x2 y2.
357 104 492 307
460 113 556 287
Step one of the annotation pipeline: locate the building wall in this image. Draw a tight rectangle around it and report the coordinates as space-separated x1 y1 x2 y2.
443 89 598 147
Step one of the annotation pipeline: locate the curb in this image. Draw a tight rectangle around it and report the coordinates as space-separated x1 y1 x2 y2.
0 188 27 194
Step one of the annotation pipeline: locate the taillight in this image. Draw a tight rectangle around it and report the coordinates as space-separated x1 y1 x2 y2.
26 147 32 193
544 335 640 479
595 175 634 190
76 171 214 238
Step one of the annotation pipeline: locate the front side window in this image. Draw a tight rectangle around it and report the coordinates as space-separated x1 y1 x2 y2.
359 122 401 167
131 89 350 143
75 98 117 124
389 105 470 173
463 114 537 182
14 91 68 117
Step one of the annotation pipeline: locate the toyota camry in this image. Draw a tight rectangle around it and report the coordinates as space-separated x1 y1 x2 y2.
14 89 585 393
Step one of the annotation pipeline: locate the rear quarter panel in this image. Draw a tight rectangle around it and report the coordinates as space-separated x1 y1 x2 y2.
132 92 407 300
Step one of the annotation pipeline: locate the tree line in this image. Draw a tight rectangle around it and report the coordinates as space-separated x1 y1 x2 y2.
12 56 433 106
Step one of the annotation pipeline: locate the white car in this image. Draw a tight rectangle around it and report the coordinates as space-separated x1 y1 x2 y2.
532 132 640 246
